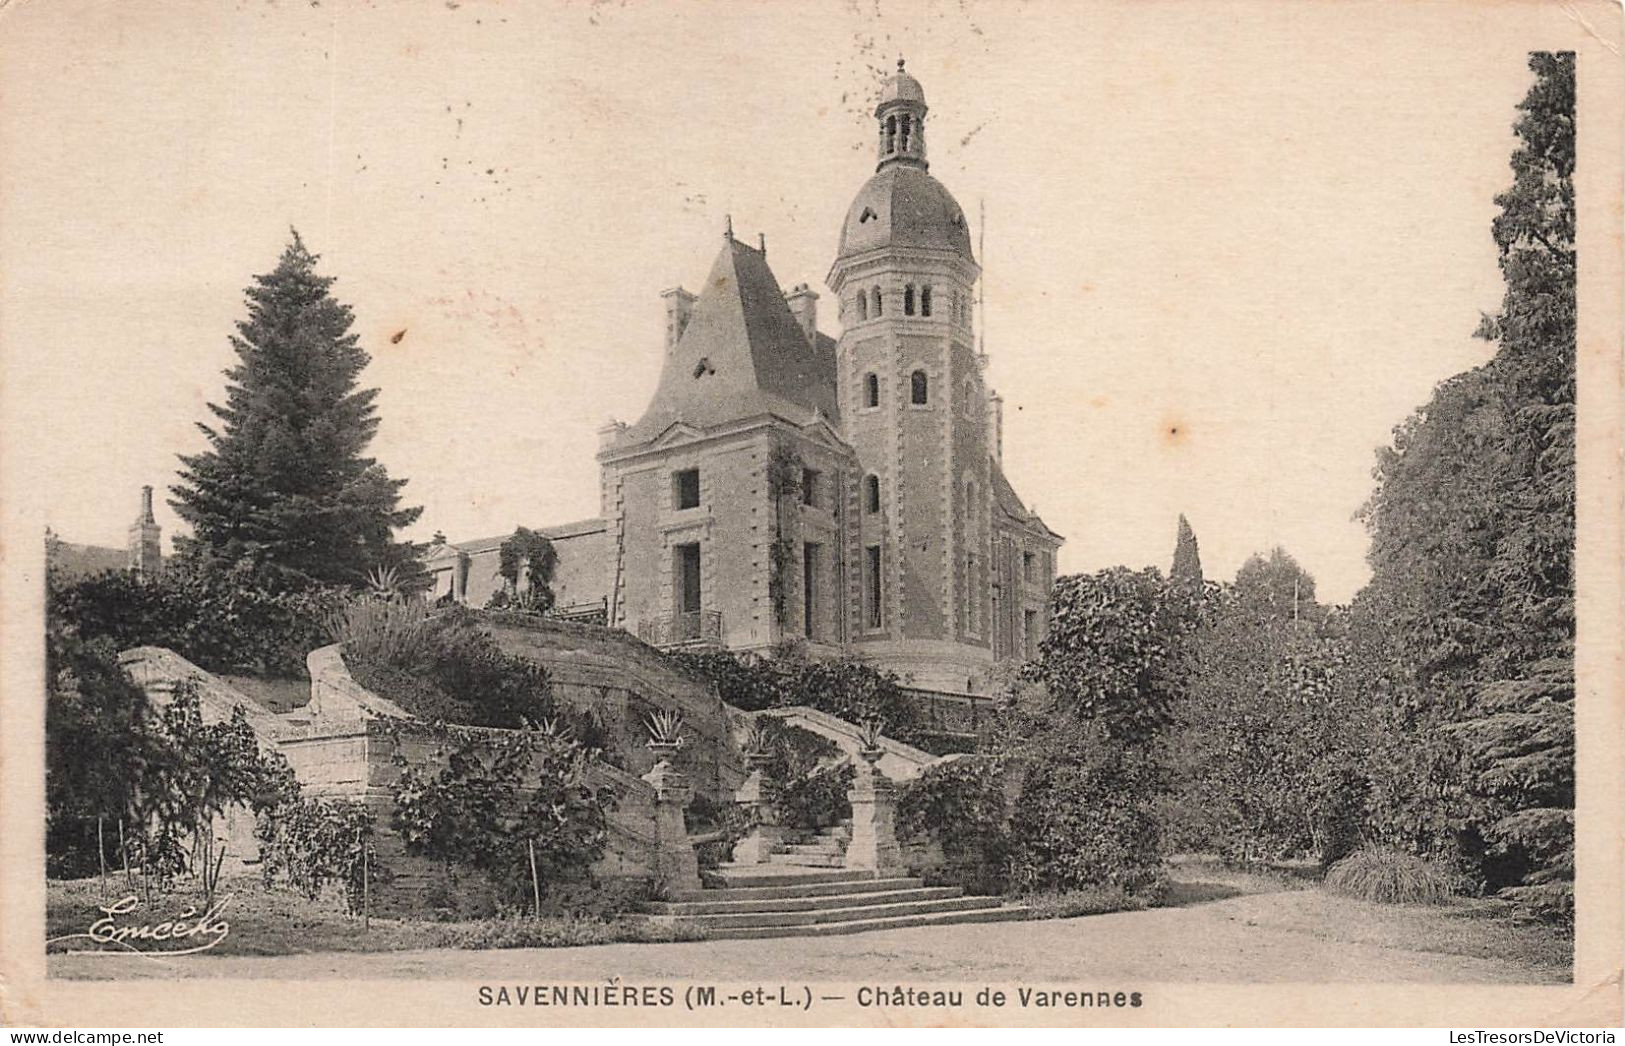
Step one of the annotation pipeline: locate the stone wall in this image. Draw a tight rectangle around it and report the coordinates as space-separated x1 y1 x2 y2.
481 614 746 800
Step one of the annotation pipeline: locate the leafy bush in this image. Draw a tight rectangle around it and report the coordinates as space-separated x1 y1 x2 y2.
50 559 342 677
257 797 383 913
388 723 612 915
1019 886 1149 921
685 793 755 869
668 648 926 747
325 597 432 668
426 914 707 949
897 757 1013 894
340 605 605 741
1024 567 1206 743
751 718 852 831
45 628 164 879
1324 846 1467 906
1008 743 1166 898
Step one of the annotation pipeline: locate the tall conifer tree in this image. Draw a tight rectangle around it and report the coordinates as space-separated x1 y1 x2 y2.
172 232 421 587
1170 514 1204 586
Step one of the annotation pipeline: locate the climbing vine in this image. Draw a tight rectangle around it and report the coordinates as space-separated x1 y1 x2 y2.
766 441 803 632
380 719 612 916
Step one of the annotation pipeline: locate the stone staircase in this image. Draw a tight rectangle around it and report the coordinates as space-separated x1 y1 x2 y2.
766 821 851 868
646 866 1025 940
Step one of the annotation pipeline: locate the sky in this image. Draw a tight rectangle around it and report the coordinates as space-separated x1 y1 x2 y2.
0 0 1566 604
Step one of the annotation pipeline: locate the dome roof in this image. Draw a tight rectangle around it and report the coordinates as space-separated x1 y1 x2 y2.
879 64 925 107
836 163 974 262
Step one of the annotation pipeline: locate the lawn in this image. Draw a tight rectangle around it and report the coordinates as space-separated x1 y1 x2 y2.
45 875 704 959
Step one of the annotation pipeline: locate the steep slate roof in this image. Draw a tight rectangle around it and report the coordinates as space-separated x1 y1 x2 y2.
623 237 839 444
991 458 1063 541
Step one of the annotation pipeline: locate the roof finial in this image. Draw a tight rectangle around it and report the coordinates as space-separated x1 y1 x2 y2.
758 232 766 254
897 56 906 73
724 213 733 241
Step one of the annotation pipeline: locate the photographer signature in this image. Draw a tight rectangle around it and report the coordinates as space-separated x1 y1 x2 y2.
47 894 233 958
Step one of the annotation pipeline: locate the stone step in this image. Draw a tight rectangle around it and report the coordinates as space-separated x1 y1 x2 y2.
782 841 845 855
648 886 961 917
670 875 920 903
767 852 845 867
704 866 878 888
698 903 1027 940
678 894 993 930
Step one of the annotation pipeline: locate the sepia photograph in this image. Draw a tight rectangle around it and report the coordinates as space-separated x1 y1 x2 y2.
0 0 1620 1030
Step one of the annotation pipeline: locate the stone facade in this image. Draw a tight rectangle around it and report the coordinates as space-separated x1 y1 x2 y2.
433 64 1062 695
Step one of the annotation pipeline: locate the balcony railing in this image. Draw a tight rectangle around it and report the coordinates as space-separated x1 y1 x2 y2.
638 609 723 649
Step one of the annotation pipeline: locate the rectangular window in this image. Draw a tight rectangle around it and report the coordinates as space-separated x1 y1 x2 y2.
674 468 700 510
801 467 819 507
1023 609 1039 658
1022 550 1036 584
674 542 702 615
803 542 821 640
864 545 883 630
965 553 977 633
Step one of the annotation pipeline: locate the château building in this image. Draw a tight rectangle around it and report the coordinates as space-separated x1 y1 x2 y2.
428 62 1061 695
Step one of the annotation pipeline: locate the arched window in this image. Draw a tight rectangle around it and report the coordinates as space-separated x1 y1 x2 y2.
903 285 915 316
872 286 883 317
900 115 912 152
863 372 879 408
856 290 868 321
865 474 881 513
911 370 929 405
921 285 932 317
884 116 897 154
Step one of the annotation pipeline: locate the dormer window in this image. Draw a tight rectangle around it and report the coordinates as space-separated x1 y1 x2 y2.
911 370 929 405
859 207 878 223
692 357 713 379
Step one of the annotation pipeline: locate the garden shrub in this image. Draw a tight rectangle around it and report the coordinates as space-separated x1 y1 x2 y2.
339 603 605 741
897 756 1013 894
668 649 927 748
685 793 755 869
387 723 612 915
50 559 342 677
752 717 853 831
1008 745 1166 898
1323 846 1467 906
1018 886 1149 921
257 796 383 914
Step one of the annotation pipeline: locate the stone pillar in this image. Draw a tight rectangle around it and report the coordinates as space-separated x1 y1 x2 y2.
845 749 903 875
642 746 700 893
730 754 784 864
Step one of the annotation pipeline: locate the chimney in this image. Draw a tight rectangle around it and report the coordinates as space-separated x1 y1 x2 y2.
661 286 696 353
987 390 1005 463
127 484 162 576
785 283 818 345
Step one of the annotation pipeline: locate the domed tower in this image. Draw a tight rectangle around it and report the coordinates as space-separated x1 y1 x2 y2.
828 60 994 692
